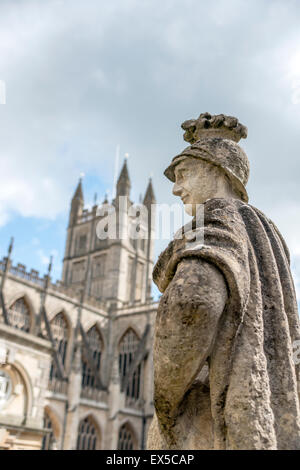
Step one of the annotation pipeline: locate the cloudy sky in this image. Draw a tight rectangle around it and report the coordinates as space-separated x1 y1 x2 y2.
0 0 300 300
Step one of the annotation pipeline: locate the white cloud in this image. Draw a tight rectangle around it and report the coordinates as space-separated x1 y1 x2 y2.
36 248 58 266
0 0 300 298
36 249 50 266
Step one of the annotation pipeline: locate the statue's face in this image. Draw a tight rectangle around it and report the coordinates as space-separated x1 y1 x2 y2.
172 157 229 216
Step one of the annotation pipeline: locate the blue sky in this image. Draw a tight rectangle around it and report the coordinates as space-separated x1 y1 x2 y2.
0 0 300 302
0 168 157 289
0 172 108 283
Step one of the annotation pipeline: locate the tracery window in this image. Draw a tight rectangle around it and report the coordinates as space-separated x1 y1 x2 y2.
119 329 141 401
76 234 87 255
8 297 31 332
91 280 102 298
117 423 137 450
92 254 106 278
81 326 103 393
49 312 69 383
41 412 56 450
91 255 107 298
71 260 86 283
76 416 100 450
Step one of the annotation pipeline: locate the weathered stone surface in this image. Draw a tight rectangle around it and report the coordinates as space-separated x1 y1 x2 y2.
147 113 300 450
164 113 250 203
181 112 248 144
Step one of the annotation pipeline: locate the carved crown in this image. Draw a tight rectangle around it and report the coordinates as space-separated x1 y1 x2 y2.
181 112 248 144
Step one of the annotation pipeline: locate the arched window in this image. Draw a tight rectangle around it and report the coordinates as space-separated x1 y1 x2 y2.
41 412 56 450
81 326 103 395
117 422 137 450
49 312 69 385
8 297 31 332
119 329 141 401
76 416 100 450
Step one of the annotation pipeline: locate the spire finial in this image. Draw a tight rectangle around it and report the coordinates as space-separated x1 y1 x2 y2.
47 255 53 276
118 158 130 180
103 191 109 204
116 158 131 197
143 177 156 204
73 176 84 202
8 237 14 257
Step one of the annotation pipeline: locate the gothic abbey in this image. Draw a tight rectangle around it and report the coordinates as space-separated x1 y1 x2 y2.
0 160 157 450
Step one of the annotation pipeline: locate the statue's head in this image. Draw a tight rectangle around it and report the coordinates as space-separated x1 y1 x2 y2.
164 113 250 216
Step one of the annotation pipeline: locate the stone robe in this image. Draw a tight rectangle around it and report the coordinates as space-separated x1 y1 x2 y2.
148 198 300 450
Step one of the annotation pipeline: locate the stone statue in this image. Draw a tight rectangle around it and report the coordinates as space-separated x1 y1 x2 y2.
147 113 300 450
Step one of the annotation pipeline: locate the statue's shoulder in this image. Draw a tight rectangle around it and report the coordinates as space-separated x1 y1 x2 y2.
247 204 291 264
204 197 244 215
153 239 176 292
203 198 248 234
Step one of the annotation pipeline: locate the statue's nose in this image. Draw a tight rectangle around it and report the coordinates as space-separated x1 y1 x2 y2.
172 183 182 196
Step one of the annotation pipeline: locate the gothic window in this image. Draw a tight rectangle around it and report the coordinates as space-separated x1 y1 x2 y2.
8 297 31 332
81 326 103 391
41 412 56 450
92 254 106 278
76 234 87 255
79 235 87 249
71 260 86 283
117 423 137 450
49 312 69 382
76 416 100 450
91 280 102 298
91 255 107 298
119 329 141 401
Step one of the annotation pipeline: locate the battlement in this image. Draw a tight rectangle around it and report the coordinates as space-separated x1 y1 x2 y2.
78 208 94 224
0 258 46 287
0 256 152 313
0 257 109 312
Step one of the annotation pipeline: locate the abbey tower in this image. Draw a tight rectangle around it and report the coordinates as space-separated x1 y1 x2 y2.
62 160 156 308
0 161 157 450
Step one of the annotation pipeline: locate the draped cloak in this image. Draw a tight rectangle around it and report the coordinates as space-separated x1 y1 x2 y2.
152 198 300 450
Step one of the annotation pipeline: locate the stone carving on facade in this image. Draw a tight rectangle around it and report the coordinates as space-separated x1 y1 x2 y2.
147 113 300 450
